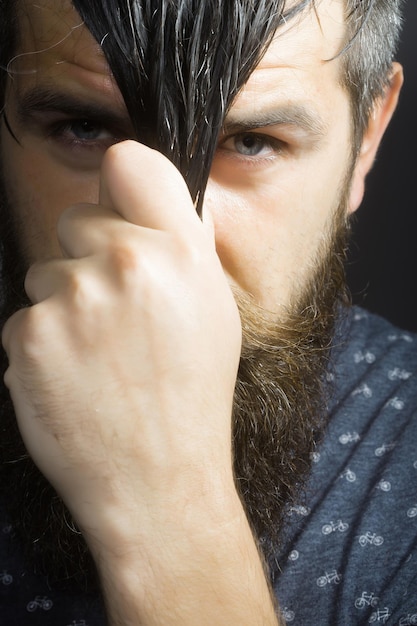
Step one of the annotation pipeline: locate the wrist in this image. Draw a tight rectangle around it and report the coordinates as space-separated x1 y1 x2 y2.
82 484 279 625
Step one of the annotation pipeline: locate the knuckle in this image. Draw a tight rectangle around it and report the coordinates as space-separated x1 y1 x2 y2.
7 305 49 363
63 268 110 317
24 262 42 291
57 203 75 230
107 237 142 276
66 270 95 306
174 234 209 274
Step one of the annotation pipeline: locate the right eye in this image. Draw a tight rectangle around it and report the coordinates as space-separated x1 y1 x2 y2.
49 119 116 146
44 117 129 170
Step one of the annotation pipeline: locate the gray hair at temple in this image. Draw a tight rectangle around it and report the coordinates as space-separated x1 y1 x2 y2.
0 0 404 208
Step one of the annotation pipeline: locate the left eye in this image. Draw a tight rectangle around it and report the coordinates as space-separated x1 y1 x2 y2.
221 133 279 157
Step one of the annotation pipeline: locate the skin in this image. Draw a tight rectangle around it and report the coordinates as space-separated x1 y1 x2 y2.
0 0 403 624
2 0 361 308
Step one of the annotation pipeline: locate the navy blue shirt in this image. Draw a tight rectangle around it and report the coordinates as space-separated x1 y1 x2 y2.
274 308 417 624
1 307 417 624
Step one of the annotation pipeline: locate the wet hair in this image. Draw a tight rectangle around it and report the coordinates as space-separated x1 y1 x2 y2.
70 0 310 211
0 0 404 207
0 0 16 110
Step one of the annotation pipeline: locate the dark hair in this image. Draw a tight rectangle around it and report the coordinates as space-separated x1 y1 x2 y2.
0 1 405 205
71 0 310 212
342 0 404 149
0 0 17 112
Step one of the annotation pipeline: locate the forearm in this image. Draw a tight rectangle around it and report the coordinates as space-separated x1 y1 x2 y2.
2 142 282 624
88 494 281 626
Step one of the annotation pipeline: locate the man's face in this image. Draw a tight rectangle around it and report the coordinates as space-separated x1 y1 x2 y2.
0 0 352 315
0 0 360 585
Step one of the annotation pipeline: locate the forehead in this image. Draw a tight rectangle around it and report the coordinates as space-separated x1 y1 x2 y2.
11 0 347 111
13 1 106 72
234 1 346 112
10 0 121 111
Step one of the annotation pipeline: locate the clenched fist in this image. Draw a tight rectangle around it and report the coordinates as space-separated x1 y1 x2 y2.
2 141 279 625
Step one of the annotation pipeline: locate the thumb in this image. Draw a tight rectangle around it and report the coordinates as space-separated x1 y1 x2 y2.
99 140 200 233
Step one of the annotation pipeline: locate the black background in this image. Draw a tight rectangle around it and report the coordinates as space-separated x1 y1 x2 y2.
347 0 417 332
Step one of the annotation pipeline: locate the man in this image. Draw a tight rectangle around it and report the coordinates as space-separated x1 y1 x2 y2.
0 0 414 624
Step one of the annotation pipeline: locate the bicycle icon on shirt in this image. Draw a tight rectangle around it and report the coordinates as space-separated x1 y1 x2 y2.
407 505 417 518
399 614 417 626
281 608 295 622
316 570 342 587
322 520 349 535
0 570 13 585
359 532 384 547
26 596 53 612
369 608 391 623
354 592 380 609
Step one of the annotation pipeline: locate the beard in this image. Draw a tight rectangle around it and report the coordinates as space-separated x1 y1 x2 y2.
232 204 350 564
0 166 350 592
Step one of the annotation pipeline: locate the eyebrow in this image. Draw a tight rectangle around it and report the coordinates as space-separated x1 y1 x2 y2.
222 105 328 137
15 87 327 144
15 86 131 129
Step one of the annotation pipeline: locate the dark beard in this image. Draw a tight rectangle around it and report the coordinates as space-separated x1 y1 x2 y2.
0 169 350 592
233 204 350 560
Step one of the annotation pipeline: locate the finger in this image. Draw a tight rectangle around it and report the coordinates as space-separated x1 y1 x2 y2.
23 258 80 304
99 140 201 234
57 202 124 259
57 201 170 262
2 308 27 358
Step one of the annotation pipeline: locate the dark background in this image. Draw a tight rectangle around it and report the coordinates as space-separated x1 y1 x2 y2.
346 0 417 332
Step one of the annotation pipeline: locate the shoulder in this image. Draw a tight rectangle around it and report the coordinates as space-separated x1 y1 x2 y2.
332 305 417 385
273 307 417 625
327 306 417 420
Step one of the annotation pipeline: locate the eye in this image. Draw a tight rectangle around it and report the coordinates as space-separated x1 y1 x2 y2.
219 132 283 159
45 118 128 170
234 134 272 156
50 119 114 144
66 119 111 141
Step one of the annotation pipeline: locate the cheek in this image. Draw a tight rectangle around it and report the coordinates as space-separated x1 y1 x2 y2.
1 134 100 262
204 170 342 311
205 182 279 293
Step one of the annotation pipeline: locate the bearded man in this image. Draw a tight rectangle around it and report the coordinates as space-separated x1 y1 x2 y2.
0 0 415 624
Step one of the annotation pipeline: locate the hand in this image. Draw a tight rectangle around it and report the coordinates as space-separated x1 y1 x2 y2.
2 139 241 529
2 141 279 625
